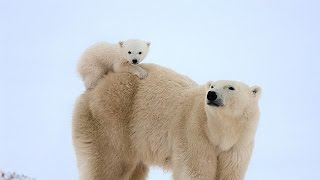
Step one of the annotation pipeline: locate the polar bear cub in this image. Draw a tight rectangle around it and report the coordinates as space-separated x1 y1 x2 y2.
77 39 150 89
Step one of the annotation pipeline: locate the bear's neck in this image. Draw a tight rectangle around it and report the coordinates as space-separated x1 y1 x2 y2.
205 110 251 151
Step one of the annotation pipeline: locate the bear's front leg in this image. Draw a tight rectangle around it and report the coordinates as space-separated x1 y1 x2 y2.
172 147 218 180
216 142 254 180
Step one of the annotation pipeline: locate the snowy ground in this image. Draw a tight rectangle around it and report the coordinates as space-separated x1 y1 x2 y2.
0 170 35 180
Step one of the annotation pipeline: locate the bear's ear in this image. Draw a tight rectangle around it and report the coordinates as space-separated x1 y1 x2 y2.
146 42 151 47
206 81 214 89
119 41 124 47
250 86 262 98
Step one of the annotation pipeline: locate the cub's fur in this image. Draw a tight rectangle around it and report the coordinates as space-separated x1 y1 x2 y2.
77 39 150 89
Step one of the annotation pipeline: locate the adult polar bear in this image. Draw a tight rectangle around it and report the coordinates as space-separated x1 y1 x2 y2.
72 63 261 180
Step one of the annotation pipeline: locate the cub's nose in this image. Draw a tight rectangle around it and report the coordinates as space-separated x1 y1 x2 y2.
132 59 138 64
207 91 217 101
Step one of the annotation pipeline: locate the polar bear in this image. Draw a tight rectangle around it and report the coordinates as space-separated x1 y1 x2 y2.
77 39 150 89
72 63 261 180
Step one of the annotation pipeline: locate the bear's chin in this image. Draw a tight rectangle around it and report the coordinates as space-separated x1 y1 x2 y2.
207 100 224 107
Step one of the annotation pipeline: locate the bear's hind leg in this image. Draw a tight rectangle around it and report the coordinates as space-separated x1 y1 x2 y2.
129 162 149 180
77 150 138 180
73 95 137 180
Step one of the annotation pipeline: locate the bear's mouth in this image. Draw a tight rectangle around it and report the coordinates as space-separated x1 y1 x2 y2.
207 100 224 107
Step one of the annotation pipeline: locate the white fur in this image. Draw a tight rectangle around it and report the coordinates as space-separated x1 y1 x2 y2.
72 64 262 180
77 39 150 89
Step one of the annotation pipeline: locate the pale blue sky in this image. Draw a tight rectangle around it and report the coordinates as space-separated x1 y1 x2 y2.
0 0 319 179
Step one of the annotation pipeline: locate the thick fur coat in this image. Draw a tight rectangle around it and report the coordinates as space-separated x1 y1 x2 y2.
77 40 150 89
72 63 261 180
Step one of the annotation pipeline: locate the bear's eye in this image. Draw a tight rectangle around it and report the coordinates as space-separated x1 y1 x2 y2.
211 86 214 88
138 52 142 55
128 51 132 54
228 86 235 90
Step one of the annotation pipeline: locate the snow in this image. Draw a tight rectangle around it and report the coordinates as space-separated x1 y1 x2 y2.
0 170 36 180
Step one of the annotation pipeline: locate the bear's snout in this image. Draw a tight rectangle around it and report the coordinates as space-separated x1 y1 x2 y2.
132 59 138 64
207 91 223 107
207 91 217 101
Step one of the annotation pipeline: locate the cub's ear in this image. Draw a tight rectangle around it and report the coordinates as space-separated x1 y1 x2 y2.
206 81 214 89
119 41 124 47
250 86 262 98
146 42 151 47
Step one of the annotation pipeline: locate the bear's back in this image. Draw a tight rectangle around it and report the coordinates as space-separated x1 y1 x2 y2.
74 63 204 169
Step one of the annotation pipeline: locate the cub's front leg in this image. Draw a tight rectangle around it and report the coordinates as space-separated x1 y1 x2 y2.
113 62 148 79
216 143 254 180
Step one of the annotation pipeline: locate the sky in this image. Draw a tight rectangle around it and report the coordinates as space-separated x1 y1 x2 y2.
0 0 319 179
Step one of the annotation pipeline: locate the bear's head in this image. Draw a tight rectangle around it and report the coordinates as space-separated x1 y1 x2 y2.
118 39 150 65
205 80 261 121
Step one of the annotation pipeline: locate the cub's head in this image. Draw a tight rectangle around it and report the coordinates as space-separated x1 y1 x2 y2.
205 80 261 120
119 39 150 65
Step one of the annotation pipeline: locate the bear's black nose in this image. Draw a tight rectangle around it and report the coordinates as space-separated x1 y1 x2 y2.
132 59 138 64
207 91 217 101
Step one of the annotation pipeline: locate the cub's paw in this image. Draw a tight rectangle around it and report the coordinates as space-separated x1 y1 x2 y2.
136 69 148 79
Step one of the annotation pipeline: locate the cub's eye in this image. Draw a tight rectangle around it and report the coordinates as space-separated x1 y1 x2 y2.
128 51 132 54
211 86 214 88
138 52 142 54
228 86 235 90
